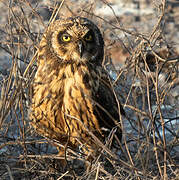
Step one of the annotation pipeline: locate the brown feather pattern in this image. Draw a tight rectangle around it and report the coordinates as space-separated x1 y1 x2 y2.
30 17 124 163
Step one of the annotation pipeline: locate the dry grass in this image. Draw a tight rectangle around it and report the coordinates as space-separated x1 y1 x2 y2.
0 0 178 179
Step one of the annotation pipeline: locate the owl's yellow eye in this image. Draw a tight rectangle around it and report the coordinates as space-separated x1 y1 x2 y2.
85 34 93 41
62 34 71 42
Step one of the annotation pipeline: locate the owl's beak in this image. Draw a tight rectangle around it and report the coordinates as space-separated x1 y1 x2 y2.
78 41 84 58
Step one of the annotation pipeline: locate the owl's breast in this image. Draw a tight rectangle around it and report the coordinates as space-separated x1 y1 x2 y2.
31 61 103 145
62 63 103 140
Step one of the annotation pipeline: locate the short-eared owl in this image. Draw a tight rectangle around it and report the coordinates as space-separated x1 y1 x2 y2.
30 17 125 165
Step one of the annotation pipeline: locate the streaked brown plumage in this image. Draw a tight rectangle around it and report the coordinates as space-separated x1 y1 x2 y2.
30 17 125 166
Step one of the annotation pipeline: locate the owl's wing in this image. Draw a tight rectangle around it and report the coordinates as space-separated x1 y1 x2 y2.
93 70 125 142
30 65 68 142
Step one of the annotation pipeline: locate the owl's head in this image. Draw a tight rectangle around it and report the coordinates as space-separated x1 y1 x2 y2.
43 17 104 65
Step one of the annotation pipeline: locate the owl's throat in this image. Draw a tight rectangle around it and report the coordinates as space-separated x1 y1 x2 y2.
63 63 99 95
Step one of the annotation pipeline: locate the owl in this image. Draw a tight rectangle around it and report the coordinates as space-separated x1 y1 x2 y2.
30 17 125 166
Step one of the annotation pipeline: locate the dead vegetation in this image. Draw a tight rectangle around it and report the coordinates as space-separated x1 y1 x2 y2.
0 0 178 179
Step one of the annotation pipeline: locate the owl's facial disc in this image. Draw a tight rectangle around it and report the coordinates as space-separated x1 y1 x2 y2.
51 17 104 64
73 30 98 62
77 30 97 60
79 41 97 61
55 29 98 62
